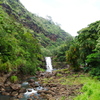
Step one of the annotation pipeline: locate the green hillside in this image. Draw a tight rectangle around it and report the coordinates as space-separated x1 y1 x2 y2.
0 0 72 74
0 0 72 48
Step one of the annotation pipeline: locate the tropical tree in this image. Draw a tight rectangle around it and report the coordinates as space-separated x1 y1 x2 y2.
77 21 100 66
66 40 80 70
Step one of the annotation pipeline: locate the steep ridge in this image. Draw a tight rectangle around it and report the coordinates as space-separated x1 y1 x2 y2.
0 0 73 48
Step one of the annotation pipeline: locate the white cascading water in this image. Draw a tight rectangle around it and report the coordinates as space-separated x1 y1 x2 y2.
45 57 53 72
24 57 53 98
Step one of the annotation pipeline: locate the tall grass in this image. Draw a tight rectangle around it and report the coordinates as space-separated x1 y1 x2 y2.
74 77 100 100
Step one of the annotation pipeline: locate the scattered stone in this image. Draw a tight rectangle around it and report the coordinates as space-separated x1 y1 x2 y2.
11 91 18 97
28 89 32 92
5 81 11 87
28 79 35 83
33 95 38 99
19 88 26 93
27 98 32 100
30 83 35 87
2 91 10 95
37 90 46 94
5 86 12 92
17 93 24 98
0 87 5 92
10 84 21 90
30 93 35 97
0 83 4 88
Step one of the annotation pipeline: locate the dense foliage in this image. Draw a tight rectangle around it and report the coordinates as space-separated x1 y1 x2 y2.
0 0 72 50
0 0 72 74
66 21 100 75
0 7 41 74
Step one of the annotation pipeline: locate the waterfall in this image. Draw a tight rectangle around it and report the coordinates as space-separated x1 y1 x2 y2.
45 57 53 72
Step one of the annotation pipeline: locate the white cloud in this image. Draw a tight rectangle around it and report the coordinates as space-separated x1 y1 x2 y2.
20 0 100 36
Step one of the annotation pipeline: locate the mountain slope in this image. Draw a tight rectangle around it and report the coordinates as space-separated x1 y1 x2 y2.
0 0 73 48
0 0 73 74
0 3 41 74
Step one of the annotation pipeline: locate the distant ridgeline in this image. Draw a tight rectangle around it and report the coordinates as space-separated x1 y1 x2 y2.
0 0 72 74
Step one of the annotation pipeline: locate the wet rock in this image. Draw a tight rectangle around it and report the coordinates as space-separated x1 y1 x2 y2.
52 71 57 76
19 88 26 93
17 93 24 98
28 79 35 83
10 84 21 90
8 98 19 100
40 92 46 97
37 90 46 94
44 72 52 78
27 98 32 100
0 87 5 92
5 81 11 87
5 86 12 92
11 91 18 97
30 93 35 97
50 87 57 91
33 95 38 99
39 72 45 77
2 91 10 95
13 99 19 100
30 83 35 87
0 83 4 88
0 77 6 83
46 94 53 99
28 89 32 92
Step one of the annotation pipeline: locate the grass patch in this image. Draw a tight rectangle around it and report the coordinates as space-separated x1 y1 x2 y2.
56 73 62 77
74 77 100 100
56 68 69 73
42 77 54 84
10 75 18 83
60 96 66 100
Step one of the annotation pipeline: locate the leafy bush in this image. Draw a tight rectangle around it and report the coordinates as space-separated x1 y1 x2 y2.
89 68 100 77
0 8 42 75
10 75 18 83
37 67 45 72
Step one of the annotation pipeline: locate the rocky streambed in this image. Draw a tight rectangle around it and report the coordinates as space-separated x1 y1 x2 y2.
0 69 83 100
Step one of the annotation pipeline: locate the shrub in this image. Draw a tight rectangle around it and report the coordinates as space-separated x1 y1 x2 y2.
10 75 18 83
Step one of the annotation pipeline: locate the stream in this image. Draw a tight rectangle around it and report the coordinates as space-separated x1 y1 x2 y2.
0 57 53 100
0 76 48 100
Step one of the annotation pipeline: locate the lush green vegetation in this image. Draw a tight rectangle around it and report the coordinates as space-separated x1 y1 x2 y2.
74 77 100 100
1 0 72 51
1 0 100 99
0 6 42 75
10 75 18 83
51 21 100 99
65 21 100 73
0 0 72 74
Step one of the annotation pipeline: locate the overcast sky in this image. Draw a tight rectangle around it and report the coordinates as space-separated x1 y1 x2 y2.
19 0 100 36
